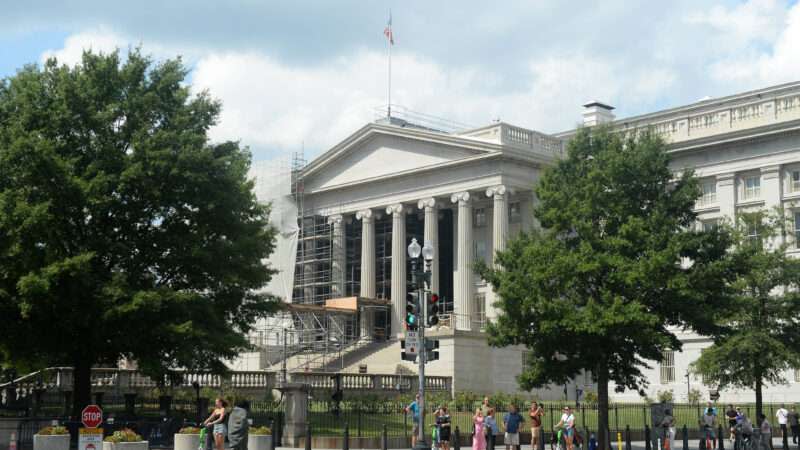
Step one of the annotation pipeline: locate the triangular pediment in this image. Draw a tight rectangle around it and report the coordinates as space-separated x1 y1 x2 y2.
304 125 495 191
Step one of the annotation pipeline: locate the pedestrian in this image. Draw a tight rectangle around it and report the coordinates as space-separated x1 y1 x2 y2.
775 404 789 441
503 404 523 450
474 408 487 450
202 398 228 450
227 401 249 450
725 405 738 442
482 397 492 442
788 406 799 445
439 406 452 450
660 408 675 449
485 408 500 450
707 402 718 418
700 406 717 450
433 407 442 450
555 406 576 450
405 393 421 448
530 401 544 450
758 413 773 450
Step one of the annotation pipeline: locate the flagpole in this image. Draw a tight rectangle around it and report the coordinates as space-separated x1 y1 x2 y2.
387 10 392 119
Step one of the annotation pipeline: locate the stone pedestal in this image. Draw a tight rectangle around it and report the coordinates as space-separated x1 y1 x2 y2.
278 383 310 447
173 434 200 450
33 434 70 450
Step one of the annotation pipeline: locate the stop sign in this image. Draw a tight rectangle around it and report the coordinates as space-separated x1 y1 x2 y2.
81 405 103 428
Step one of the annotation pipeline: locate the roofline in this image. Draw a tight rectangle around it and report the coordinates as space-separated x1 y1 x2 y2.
555 80 800 136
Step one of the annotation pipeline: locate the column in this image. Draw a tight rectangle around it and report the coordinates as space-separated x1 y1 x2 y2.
486 185 508 262
761 165 782 246
485 185 508 322
717 173 736 224
327 214 346 298
451 191 474 331
417 198 439 293
356 209 375 339
386 203 407 337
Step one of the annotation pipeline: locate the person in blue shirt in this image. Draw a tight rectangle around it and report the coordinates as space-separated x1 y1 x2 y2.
485 408 500 450
503 404 524 450
405 393 421 447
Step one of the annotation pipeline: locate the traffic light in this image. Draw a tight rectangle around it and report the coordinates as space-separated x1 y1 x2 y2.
405 292 419 331
424 338 439 362
426 292 440 327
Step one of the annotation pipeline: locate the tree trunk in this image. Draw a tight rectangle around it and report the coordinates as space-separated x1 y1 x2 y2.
597 364 610 450
72 358 92 419
755 378 763 425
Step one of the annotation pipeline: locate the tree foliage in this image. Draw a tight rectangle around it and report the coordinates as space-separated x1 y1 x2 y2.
0 50 279 415
479 127 733 449
691 210 800 418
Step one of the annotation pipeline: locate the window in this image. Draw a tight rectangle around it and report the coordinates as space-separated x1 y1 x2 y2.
474 293 486 320
742 175 761 200
795 368 800 383
795 212 800 248
474 240 487 262
473 207 487 227
790 170 800 193
660 350 675 384
702 219 719 232
522 350 533 368
746 220 761 245
509 201 521 223
699 179 717 206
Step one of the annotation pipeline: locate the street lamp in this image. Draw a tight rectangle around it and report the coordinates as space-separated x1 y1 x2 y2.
407 237 433 450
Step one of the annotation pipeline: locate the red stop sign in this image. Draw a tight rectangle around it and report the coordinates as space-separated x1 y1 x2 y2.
81 405 103 428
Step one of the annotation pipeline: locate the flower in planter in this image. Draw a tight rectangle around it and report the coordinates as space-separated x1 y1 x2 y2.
178 427 201 435
37 426 69 436
249 427 271 436
104 429 143 443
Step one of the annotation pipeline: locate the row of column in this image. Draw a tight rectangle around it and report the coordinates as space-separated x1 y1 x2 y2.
327 185 511 336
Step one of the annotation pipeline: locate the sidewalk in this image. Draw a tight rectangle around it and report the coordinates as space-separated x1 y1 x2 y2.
271 437 795 450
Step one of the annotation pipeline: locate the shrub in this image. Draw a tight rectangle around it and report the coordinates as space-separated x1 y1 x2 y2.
104 429 143 443
250 426 271 435
37 426 69 436
657 390 674 403
178 427 201 434
583 390 598 404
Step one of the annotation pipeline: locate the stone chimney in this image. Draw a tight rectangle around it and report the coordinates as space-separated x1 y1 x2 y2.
582 101 615 126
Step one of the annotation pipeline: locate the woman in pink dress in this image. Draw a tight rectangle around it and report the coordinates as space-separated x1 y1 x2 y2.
473 408 487 450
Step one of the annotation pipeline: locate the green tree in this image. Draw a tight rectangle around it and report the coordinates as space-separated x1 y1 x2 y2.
691 210 800 421
479 127 732 450
0 50 279 416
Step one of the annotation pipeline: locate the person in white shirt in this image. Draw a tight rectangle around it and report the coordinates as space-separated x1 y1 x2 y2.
776 405 789 439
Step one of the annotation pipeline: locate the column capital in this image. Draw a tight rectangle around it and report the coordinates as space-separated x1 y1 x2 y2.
485 185 508 199
385 203 405 215
356 209 374 221
417 197 437 209
327 214 344 225
450 191 471 205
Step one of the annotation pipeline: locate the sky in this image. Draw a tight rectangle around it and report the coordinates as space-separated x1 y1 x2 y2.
1 0 799 162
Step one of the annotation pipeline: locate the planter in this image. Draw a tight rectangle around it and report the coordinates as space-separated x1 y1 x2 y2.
102 441 149 450
33 434 70 450
248 434 272 450
174 434 201 450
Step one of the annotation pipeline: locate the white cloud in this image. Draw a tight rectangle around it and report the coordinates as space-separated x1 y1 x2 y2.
685 0 788 47
40 27 127 66
703 1 800 86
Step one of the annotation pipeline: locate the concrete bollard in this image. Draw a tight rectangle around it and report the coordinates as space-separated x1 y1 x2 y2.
645 425 652 450
343 423 349 450
682 425 689 450
718 425 725 450
270 420 276 450
454 426 461 450
305 423 311 450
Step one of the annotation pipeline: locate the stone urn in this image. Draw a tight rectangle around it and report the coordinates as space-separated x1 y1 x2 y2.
248 434 272 450
174 433 201 450
33 434 70 450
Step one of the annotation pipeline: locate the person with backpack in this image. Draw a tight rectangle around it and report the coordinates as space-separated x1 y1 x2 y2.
555 406 576 450
438 406 452 450
700 406 717 450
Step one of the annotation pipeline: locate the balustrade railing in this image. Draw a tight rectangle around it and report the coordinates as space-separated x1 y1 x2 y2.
501 124 564 156
288 372 451 392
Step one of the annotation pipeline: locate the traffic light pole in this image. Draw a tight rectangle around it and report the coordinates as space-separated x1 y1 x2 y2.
410 255 431 450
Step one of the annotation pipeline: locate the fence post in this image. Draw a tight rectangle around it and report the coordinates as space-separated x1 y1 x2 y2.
270 420 276 450
305 423 311 450
357 406 362 438
343 422 349 450
454 426 461 450
614 405 619 434
625 425 632 450
645 425 652 450
382 424 388 450
718 425 725 450
682 425 688 450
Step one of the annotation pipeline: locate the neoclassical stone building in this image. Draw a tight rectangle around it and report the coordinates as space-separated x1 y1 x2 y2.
248 81 800 402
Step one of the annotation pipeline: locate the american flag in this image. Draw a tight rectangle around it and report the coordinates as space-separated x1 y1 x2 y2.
384 13 394 45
